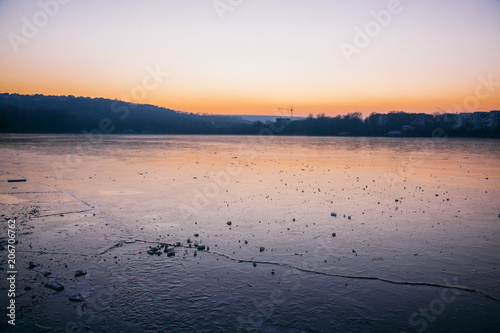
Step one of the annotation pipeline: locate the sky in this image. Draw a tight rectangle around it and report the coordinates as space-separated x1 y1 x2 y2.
1 0 499 117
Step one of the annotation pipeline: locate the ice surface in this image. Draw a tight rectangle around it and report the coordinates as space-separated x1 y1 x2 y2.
1 135 499 332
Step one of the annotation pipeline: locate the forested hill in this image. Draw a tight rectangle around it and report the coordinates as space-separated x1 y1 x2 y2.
1 93 499 137
0 93 248 134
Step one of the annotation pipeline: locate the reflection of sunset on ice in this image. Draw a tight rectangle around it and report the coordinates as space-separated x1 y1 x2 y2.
1 135 499 332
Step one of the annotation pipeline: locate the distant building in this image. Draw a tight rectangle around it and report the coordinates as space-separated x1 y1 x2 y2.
473 112 489 129
441 113 460 128
489 110 500 128
276 117 290 125
458 113 473 127
386 130 402 137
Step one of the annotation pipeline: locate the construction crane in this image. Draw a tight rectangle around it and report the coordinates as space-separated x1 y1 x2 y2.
277 106 294 121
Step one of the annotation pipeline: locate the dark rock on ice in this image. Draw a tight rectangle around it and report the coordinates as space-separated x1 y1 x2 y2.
28 262 39 269
75 270 87 277
69 293 84 302
148 245 164 255
44 281 64 291
166 246 175 256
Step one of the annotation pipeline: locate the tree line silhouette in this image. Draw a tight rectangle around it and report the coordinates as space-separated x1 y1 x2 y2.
218 112 499 137
0 94 498 137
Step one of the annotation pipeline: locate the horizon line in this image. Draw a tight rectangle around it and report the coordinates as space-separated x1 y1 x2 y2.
1 92 499 119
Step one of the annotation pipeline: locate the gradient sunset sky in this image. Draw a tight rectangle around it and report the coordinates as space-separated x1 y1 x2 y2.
1 0 499 116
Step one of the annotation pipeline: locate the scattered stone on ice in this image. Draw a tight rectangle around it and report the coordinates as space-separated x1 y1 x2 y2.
330 212 337 217
28 262 39 269
332 233 336 237
44 281 64 291
166 246 175 256
259 247 265 252
69 293 84 302
197 244 206 251
226 221 232 226
43 271 52 277
75 270 87 277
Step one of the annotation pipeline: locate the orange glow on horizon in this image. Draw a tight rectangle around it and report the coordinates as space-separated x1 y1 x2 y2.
2 82 500 118
1 0 499 118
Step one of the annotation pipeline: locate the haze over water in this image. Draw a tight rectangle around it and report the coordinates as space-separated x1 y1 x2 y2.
1 134 499 332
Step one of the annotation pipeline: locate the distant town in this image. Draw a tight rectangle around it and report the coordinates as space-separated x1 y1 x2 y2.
0 93 499 138
364 110 500 137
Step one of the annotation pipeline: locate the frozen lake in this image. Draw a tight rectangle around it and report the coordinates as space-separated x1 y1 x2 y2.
1 134 499 332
